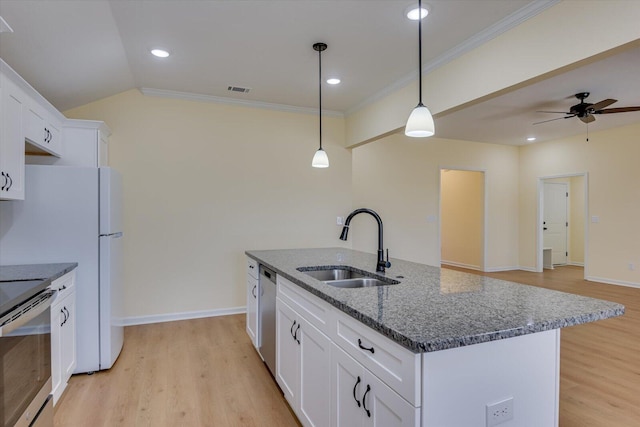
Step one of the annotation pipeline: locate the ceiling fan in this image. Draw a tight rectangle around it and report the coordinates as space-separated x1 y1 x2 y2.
534 92 640 125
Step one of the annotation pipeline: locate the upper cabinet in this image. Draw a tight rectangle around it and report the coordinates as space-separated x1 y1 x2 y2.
24 96 62 156
0 72 26 200
1 59 66 200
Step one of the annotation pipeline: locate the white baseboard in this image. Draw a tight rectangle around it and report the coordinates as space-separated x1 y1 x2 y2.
441 260 482 271
586 276 640 289
485 266 521 272
518 266 539 273
568 261 584 267
121 306 246 326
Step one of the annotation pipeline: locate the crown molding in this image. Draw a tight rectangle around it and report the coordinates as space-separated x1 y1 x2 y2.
140 87 344 118
345 0 561 116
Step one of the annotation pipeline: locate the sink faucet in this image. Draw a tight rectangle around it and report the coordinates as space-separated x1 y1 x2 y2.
339 208 391 272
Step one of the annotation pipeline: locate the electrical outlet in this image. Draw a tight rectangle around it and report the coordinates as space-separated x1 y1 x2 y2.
337 216 344 226
486 398 513 426
629 263 636 271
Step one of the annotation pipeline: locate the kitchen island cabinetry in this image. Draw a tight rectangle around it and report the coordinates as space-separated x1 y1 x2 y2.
51 270 77 405
276 280 332 427
246 257 259 349
247 248 624 427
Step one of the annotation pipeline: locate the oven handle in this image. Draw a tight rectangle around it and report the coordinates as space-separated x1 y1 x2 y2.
0 290 55 337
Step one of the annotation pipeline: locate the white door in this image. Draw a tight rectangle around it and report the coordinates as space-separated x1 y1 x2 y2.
543 182 568 265
298 317 332 427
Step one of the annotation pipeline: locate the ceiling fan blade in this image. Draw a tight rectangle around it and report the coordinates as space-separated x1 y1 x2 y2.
579 115 596 124
533 115 574 125
595 106 640 114
536 110 571 114
589 98 617 111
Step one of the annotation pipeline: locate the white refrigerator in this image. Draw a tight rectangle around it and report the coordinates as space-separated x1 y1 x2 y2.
0 164 124 373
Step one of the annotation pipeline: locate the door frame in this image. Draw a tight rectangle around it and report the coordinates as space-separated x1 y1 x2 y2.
438 167 487 272
536 172 589 278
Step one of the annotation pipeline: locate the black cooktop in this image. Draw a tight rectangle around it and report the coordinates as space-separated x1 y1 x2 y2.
0 279 50 317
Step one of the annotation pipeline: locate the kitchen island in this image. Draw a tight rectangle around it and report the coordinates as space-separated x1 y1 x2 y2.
246 248 624 427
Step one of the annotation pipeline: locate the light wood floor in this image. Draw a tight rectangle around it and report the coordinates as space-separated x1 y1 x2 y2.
54 315 300 427
54 266 640 426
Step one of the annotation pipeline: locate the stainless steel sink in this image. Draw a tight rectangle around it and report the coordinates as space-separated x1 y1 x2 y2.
297 266 400 288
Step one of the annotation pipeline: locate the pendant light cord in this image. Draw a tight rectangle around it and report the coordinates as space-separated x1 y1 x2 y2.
318 46 323 150
418 0 423 106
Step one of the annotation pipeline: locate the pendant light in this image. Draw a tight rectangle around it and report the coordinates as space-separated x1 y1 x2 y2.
405 0 435 138
311 42 329 168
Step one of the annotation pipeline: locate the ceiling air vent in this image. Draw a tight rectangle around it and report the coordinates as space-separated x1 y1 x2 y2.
227 86 251 94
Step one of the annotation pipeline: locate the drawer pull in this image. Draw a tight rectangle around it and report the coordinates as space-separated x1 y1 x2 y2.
252 285 256 298
353 376 361 407
295 324 301 344
291 320 297 339
362 384 371 417
358 338 375 354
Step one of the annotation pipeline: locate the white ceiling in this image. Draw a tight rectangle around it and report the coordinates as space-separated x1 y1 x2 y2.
0 0 638 146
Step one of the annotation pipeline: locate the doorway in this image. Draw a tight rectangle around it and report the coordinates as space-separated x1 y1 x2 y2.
537 173 588 277
440 169 486 271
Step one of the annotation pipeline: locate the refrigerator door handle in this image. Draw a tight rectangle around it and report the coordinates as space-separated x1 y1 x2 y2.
99 232 123 238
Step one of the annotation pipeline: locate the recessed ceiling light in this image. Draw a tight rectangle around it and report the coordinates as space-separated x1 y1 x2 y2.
527 137 536 142
327 78 341 85
151 49 170 58
405 4 429 21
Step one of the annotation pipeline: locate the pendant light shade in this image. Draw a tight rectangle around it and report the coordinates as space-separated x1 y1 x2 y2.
312 42 329 168
311 148 329 168
405 0 435 138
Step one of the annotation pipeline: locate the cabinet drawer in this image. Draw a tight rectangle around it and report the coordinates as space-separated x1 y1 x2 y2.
51 270 76 301
334 309 420 406
277 275 333 337
247 257 259 280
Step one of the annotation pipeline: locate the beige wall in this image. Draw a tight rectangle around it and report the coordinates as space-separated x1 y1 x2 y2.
351 133 518 271
441 170 484 270
65 90 352 320
519 122 640 285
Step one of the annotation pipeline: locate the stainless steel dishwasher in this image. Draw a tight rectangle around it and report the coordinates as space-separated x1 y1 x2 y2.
258 265 276 376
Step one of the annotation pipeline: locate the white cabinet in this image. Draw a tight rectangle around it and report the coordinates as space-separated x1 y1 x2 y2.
50 270 77 405
332 344 419 427
246 257 259 349
0 71 25 200
24 99 62 156
276 296 332 427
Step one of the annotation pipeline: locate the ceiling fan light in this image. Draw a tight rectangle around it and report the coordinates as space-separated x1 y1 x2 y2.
405 104 435 137
312 148 329 168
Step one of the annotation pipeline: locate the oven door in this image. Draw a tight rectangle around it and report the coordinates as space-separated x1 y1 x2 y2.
0 290 54 427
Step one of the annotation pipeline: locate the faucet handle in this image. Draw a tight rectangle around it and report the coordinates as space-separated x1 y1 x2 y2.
385 249 391 268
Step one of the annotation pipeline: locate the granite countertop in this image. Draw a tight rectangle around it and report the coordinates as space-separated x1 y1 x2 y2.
246 248 624 353
0 263 78 282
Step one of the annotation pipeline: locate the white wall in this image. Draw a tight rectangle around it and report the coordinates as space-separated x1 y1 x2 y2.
351 133 518 271
65 90 352 321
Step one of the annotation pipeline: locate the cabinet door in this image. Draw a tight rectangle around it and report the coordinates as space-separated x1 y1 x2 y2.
276 298 300 408
246 275 258 348
50 301 64 403
45 119 62 156
0 77 25 200
332 343 365 427
298 317 332 427
61 292 77 379
24 101 46 146
366 371 419 427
